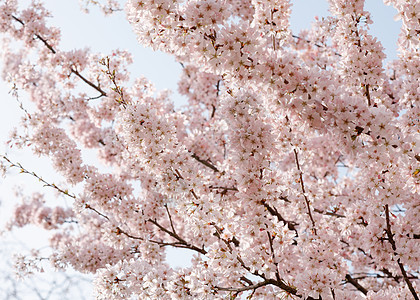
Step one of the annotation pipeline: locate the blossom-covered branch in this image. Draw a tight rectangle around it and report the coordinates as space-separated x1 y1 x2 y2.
0 0 419 298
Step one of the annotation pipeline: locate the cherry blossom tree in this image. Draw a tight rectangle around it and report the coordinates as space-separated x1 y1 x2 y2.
0 0 419 299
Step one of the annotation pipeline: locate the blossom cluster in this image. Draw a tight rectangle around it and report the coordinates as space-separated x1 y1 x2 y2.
0 0 419 299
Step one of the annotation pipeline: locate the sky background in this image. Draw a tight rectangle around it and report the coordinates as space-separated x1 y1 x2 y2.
0 0 402 298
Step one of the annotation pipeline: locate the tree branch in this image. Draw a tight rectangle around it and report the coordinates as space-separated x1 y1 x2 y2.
210 223 320 299
261 201 298 232
71 67 107 97
384 205 419 300
214 280 272 293
83 203 110 220
364 83 371 106
10 14 107 98
191 153 220 173
313 208 345 218
11 15 57 54
2 155 75 199
351 270 418 283
164 204 177 234
266 228 281 282
345 274 368 295
293 149 316 234
3 157 205 256
148 218 207 255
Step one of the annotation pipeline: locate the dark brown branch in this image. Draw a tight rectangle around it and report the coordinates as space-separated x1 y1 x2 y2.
84 203 109 220
351 271 418 283
215 273 313 298
210 104 216 118
269 278 318 299
118 226 206 254
216 277 315 299
211 223 264 280
191 153 220 172
261 201 298 232
345 274 368 295
209 185 238 196
3 153 205 256
71 67 107 97
215 79 221 96
240 276 253 286
210 224 320 299
331 288 336 300
340 241 416 287
164 204 177 234
364 84 371 106
11 15 57 54
384 205 419 300
380 267 418 284
214 280 272 293
190 189 199 200
148 219 207 255
381 268 401 283
210 80 221 118
313 208 345 218
266 228 281 282
271 9 276 51
209 186 238 191
384 205 397 250
116 227 141 240
293 149 317 234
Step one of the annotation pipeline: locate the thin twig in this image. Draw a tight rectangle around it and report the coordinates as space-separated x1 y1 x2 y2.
2 155 75 199
266 228 281 282
313 208 345 218
214 280 272 293
83 203 109 220
293 149 316 234
9 84 32 119
118 226 205 254
351 271 418 283
99 57 126 105
292 34 342 57
209 186 238 191
164 204 177 234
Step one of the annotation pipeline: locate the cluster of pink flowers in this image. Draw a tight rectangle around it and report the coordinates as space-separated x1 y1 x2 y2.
0 0 419 299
